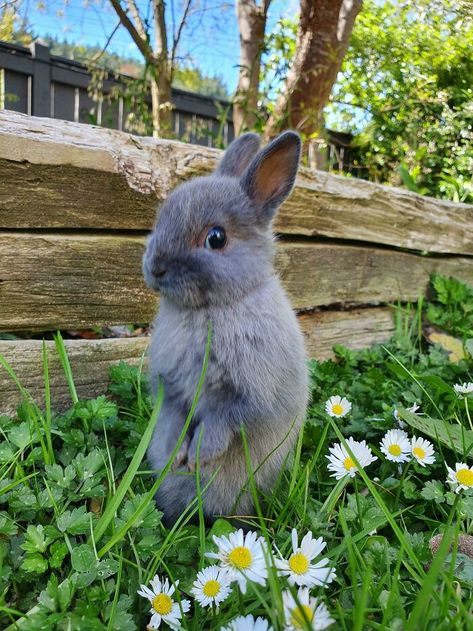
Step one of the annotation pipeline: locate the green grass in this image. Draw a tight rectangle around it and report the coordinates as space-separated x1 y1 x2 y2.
0 278 473 630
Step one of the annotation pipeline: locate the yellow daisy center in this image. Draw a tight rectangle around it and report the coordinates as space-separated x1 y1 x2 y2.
152 593 172 616
456 468 473 486
228 546 252 569
288 552 310 575
202 579 221 598
413 446 425 460
388 444 402 457
291 604 314 628
332 403 344 415
343 456 355 471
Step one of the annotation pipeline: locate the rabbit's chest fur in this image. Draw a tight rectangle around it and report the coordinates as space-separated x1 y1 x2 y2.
149 276 307 417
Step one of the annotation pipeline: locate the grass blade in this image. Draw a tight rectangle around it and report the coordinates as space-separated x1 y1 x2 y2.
53 332 78 405
92 380 164 544
96 322 213 556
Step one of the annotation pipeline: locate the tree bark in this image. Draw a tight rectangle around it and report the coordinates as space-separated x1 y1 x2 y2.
264 0 362 141
233 0 271 135
148 70 173 137
150 0 173 136
110 0 174 136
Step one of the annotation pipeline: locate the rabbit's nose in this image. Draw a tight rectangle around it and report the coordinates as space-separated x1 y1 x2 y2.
154 264 167 278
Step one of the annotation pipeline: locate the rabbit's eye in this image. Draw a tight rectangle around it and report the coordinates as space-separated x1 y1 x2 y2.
204 226 226 250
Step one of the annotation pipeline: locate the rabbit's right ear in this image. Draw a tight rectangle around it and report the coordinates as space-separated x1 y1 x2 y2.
240 131 301 224
216 133 261 177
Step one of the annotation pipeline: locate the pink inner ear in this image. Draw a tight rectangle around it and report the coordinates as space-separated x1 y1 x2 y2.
253 147 294 204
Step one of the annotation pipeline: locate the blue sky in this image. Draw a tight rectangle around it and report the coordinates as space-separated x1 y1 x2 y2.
20 0 299 93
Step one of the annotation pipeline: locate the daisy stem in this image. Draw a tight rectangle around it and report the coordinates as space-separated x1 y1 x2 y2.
394 461 412 509
464 397 473 432
320 476 349 519
237 588 245 617
354 477 364 530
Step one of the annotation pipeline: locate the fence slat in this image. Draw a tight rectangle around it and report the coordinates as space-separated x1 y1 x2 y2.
0 111 472 254
30 42 51 117
0 307 394 414
1 234 472 332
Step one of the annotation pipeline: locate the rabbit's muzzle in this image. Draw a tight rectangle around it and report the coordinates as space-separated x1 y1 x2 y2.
143 244 167 291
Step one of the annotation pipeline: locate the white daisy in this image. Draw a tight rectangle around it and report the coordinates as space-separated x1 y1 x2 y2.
206 529 268 594
275 529 336 588
326 436 377 480
393 402 420 428
410 436 435 466
380 429 411 463
453 382 473 397
191 565 231 608
137 575 190 629
447 463 473 493
282 587 334 630
220 614 273 631
325 395 352 418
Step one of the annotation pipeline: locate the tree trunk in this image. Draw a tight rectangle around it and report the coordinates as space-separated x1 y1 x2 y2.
233 0 270 135
110 0 174 137
150 0 173 137
149 66 173 137
264 0 362 141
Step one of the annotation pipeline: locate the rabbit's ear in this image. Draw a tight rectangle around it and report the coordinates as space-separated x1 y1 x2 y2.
241 131 301 222
216 133 261 177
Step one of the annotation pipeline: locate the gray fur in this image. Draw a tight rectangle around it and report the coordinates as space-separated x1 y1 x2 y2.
143 131 309 525
216 132 261 177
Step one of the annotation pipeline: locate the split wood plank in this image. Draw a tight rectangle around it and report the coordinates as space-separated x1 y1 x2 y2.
1 234 473 331
0 111 472 255
0 307 395 414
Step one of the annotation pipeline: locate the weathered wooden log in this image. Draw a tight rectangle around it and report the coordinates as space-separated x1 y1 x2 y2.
0 112 471 413
1 234 472 332
0 307 395 414
0 111 472 255
298 307 395 358
0 337 148 414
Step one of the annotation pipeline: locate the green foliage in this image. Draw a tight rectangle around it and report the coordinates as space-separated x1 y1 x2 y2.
263 3 473 201
172 66 229 100
425 274 473 338
1 279 473 628
329 0 473 202
0 5 33 45
45 35 141 73
257 19 298 134
0 362 164 630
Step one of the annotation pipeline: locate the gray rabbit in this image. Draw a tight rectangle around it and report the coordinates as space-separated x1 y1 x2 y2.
143 131 309 525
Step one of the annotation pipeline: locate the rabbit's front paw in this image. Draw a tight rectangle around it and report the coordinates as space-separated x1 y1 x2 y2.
172 434 190 470
186 424 229 472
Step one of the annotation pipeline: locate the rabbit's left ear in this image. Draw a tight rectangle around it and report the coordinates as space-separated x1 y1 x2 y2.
216 133 261 177
241 131 301 223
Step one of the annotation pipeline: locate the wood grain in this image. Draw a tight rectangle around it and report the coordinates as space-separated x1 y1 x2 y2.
0 307 395 414
299 307 395 360
0 337 148 414
0 233 155 331
0 160 156 229
1 234 472 331
1 111 472 254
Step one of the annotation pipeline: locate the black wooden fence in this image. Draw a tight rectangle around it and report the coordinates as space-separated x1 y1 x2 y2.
0 40 234 147
0 39 362 171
